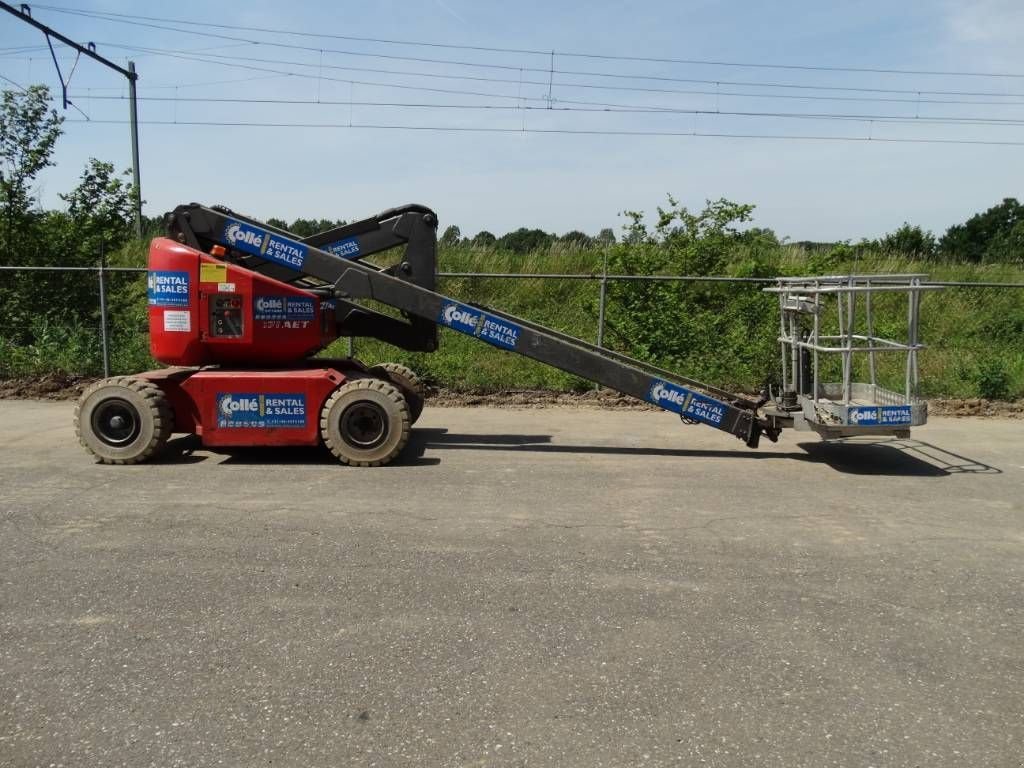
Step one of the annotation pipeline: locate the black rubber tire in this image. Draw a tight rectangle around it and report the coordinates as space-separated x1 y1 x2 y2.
320 378 411 467
368 362 425 425
74 376 173 464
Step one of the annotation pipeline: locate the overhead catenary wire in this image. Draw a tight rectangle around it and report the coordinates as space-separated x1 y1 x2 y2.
48 43 1024 122
18 5 1024 101
2 4 1020 149
94 42 1024 101
32 3 1024 80
63 118 1024 146
70 93 1024 128
40 63 1024 107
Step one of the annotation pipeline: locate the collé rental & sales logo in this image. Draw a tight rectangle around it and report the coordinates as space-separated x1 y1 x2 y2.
849 405 912 426
646 380 726 426
216 393 307 428
254 295 317 321
223 219 308 271
438 301 522 350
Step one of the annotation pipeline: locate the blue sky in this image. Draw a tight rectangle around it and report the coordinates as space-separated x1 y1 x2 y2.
1 0 1023 241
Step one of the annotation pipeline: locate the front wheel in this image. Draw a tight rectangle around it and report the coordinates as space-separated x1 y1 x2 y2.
320 378 411 466
74 376 173 464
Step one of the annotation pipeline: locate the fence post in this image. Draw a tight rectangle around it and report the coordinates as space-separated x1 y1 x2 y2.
595 251 609 391
97 256 110 378
596 249 608 348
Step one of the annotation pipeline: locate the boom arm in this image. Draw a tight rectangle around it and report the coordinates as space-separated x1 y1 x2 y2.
165 203 774 447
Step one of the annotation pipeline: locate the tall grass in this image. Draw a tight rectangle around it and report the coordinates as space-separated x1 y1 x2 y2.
2 240 1022 399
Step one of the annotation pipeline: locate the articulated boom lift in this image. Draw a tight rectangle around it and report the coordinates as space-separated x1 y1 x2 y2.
75 203 934 466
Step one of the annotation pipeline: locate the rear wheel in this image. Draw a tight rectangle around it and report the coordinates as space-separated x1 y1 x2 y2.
75 376 173 464
368 362 425 424
320 378 411 466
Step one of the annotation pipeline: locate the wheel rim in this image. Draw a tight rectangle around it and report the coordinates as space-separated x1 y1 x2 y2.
340 400 388 449
91 398 142 447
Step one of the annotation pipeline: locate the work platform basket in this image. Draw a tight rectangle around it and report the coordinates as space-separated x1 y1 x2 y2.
763 274 942 438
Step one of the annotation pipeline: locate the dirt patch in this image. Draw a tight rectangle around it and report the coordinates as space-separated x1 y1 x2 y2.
928 398 1024 419
425 386 656 410
0 373 97 401
2 375 1022 417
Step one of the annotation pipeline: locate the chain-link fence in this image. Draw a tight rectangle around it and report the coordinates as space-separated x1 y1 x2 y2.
2 264 1023 398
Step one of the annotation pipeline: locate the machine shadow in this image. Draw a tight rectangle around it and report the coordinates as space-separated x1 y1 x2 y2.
415 429 999 477
798 438 1001 476
157 430 998 477
158 434 442 467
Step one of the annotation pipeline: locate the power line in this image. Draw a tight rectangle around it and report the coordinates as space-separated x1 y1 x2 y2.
65 118 1024 146
72 93 1024 128
0 71 27 91
54 48 1024 123
75 42 1024 118
99 42 1024 100
25 6 1024 101
33 3 1024 80
41 63 1024 107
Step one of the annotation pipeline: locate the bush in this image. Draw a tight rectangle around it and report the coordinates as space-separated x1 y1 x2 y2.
975 357 1011 400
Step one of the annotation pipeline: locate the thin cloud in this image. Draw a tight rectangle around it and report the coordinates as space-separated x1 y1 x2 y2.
434 0 466 24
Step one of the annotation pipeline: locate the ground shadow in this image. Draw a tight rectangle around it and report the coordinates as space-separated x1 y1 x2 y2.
798 438 1001 476
156 429 998 477
418 429 1000 477
158 433 441 467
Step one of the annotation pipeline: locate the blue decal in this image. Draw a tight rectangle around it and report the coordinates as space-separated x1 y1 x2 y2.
880 406 913 425
438 301 520 350
683 391 727 426
325 237 361 259
646 379 726 426
254 296 317 321
646 380 689 412
254 295 286 320
147 270 190 307
286 296 315 319
216 393 306 428
850 406 879 425
849 405 913 426
223 219 307 270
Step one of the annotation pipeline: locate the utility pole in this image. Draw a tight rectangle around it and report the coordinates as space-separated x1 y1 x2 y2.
0 2 144 237
128 61 141 237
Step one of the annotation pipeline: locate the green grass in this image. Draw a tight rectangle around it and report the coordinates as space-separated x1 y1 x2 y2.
2 241 1022 399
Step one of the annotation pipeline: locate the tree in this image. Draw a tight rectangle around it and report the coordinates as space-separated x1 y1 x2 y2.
596 227 616 246
939 198 1024 262
497 227 554 254
471 230 496 247
287 217 346 237
0 85 64 261
878 223 936 258
983 218 1024 265
559 230 593 248
60 159 136 252
440 224 461 247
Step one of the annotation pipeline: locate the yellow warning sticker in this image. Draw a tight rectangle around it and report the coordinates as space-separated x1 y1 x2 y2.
200 263 227 283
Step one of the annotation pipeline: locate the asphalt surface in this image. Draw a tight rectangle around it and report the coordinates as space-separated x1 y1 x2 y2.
0 400 1021 767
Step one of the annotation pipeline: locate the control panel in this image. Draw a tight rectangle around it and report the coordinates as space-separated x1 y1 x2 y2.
209 294 244 337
